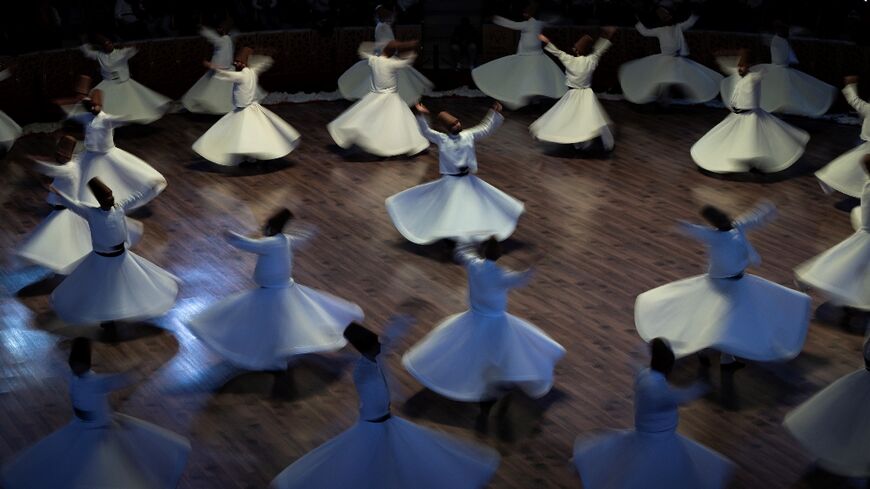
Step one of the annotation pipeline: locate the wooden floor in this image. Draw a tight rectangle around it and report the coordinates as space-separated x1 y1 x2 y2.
0 97 867 489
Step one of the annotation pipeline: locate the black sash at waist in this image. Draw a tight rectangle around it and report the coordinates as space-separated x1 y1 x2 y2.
52 204 66 211
364 412 392 423
95 243 125 257
723 272 744 280
731 108 753 114
445 168 470 177
73 407 94 421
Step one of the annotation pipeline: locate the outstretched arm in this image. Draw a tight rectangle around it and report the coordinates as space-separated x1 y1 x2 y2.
247 55 274 76
669 381 709 405
542 39 573 65
117 46 138 60
499 267 534 289
492 15 526 31
49 186 87 215
677 14 699 31
843 79 870 116
677 221 719 242
414 106 443 144
212 66 246 82
225 230 273 254
80 44 100 59
199 26 222 45
466 105 504 141
634 20 656 37
733 201 776 232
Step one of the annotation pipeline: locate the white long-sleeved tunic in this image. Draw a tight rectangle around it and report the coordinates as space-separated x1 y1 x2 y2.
860 182 870 231
353 356 391 421
728 72 762 111
373 21 394 53
770 35 798 66
454 245 533 316
416 110 503 175
493 16 546 55
81 46 137 82
545 39 611 89
225 230 312 288
70 111 124 153
633 368 706 433
53 190 149 252
213 66 261 108
358 48 416 93
678 202 776 278
201 27 234 68
636 15 698 56
69 370 129 426
844 84 870 142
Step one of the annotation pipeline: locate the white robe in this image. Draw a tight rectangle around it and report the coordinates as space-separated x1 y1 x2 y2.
192 59 301 166
337 21 433 105
81 45 171 124
573 369 734 489
181 27 266 114
70 111 166 209
530 39 614 147
471 16 567 109
783 363 870 477
50 189 179 325
270 355 500 489
187 229 364 370
328 49 428 156
402 245 565 401
386 111 524 243
795 181 870 310
618 16 723 104
720 35 835 117
815 84 870 198
0 370 191 489
0 69 21 150
635 203 811 361
17 159 143 274
691 67 808 173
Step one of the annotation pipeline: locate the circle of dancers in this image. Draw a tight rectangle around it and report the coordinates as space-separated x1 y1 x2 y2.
1 3 869 488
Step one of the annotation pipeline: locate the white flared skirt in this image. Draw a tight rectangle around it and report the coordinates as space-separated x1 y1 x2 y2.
635 274 811 361
690 111 809 173
94 79 171 124
472 52 568 110
187 282 364 370
573 429 734 489
795 230 870 310
385 174 525 244
815 142 870 198
270 416 500 489
51 250 179 325
529 87 612 145
77 148 166 210
18 209 143 275
783 369 870 478
853 208 862 231
327 91 428 157
181 71 267 115
402 310 566 402
0 110 22 150
192 103 301 166
1 414 191 489
338 60 433 105
720 66 836 117
618 54 724 105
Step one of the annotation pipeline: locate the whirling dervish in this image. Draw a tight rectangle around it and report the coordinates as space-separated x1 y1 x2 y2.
720 22 835 117
795 158 870 311
328 40 428 157
68 89 166 209
783 338 870 479
17 136 143 275
81 34 171 124
50 178 179 327
403 239 565 404
270 321 501 489
182 23 265 114
816 76 870 200
187 208 364 371
1 337 191 489
337 4 433 105
471 3 566 109
385 101 524 244
0 67 22 153
618 7 722 105
691 49 809 174
529 27 616 151
635 202 811 368
573 338 734 489
192 47 300 166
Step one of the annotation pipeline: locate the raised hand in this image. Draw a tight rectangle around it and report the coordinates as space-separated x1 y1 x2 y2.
845 75 859 86
415 102 429 115
537 33 550 44
491 101 503 113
